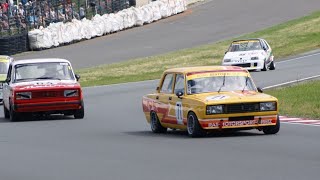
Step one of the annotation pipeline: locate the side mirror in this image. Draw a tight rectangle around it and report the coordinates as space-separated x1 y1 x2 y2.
257 87 263 93
176 91 184 98
156 86 159 91
263 47 267 51
225 51 228 54
75 74 80 81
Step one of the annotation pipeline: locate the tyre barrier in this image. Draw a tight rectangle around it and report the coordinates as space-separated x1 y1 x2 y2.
0 32 28 56
28 0 187 50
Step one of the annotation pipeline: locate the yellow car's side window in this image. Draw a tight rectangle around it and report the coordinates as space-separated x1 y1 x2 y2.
174 74 184 94
160 73 174 94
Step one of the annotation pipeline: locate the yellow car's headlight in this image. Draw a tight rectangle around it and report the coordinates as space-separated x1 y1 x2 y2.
260 102 276 111
206 105 224 114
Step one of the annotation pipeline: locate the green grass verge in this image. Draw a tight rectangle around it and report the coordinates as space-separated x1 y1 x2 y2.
265 80 320 119
77 11 320 87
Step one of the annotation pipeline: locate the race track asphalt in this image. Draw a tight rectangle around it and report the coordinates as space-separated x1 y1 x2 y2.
0 53 320 180
13 0 320 69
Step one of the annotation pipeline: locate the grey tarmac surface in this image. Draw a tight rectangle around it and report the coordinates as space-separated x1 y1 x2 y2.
0 53 320 180
14 0 320 69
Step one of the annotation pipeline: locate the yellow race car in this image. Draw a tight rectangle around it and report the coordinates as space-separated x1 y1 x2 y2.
0 55 13 103
142 66 280 137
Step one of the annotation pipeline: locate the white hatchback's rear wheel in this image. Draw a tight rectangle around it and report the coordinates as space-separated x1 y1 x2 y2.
150 111 167 133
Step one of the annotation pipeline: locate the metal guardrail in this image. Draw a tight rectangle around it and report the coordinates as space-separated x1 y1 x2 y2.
0 0 135 37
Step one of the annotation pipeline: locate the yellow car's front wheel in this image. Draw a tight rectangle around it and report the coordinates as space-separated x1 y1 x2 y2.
263 115 280 134
187 112 206 138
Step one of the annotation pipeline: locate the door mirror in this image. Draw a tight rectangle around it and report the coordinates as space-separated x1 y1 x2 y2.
225 51 228 54
176 91 184 98
75 74 80 81
257 87 263 93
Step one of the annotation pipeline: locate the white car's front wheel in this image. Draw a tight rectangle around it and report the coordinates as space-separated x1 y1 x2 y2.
269 61 276 70
261 60 267 71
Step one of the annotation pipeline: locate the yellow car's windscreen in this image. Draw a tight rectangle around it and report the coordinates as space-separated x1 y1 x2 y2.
186 72 255 94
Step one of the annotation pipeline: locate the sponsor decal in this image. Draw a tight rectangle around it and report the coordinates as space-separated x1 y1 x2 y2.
175 101 183 125
187 72 248 80
206 95 230 101
208 119 273 127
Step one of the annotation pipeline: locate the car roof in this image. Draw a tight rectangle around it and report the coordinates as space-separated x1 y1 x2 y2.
164 66 247 74
11 58 71 66
232 38 264 43
0 55 12 60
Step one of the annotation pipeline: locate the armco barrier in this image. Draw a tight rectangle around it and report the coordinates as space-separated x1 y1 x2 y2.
0 33 28 56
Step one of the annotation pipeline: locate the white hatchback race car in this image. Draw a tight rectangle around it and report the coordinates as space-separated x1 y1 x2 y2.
222 38 275 71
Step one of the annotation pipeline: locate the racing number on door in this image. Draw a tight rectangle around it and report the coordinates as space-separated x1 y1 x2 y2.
175 102 183 125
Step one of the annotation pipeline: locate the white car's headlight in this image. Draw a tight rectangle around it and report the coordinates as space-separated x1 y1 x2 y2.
251 56 259 60
16 92 32 100
64 90 79 97
260 102 276 111
207 105 224 114
224 59 231 62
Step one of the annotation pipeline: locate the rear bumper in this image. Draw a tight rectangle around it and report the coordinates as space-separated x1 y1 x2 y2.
222 60 264 70
199 115 278 130
14 100 82 112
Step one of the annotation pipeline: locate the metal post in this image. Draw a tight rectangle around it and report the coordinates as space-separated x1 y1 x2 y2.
7 6 11 35
48 0 52 24
70 1 74 19
63 0 67 21
98 0 101 15
32 7 36 28
40 1 44 27
85 0 88 19
78 0 81 19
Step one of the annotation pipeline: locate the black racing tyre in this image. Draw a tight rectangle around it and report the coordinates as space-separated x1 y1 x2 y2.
74 101 85 119
261 61 267 71
10 103 20 122
269 61 276 70
263 115 280 135
3 103 10 119
150 111 167 133
187 112 206 137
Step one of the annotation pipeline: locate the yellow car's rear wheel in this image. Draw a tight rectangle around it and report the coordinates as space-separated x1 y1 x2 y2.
150 111 167 133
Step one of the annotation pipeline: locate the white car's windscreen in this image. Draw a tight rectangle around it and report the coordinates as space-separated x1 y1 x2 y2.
14 62 75 82
0 61 10 74
229 40 262 52
187 76 256 94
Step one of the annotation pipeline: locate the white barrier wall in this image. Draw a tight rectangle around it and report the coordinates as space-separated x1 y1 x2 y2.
28 0 187 50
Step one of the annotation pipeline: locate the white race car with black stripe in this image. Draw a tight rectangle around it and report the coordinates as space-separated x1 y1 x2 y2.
222 38 275 71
